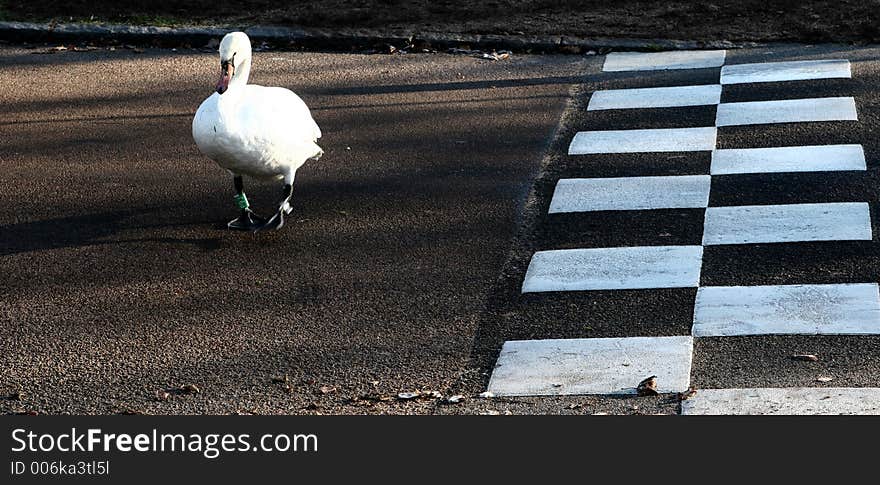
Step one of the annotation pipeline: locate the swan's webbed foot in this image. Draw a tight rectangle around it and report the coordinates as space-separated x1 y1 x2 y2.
228 209 266 231
255 183 294 232
227 175 266 231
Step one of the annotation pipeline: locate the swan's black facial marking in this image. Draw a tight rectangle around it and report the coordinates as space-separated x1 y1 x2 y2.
216 61 234 95
216 52 237 94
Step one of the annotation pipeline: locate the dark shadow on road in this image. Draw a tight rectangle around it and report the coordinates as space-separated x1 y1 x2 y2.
0 209 219 257
0 112 192 126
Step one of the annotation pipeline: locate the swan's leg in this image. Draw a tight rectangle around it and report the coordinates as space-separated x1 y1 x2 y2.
227 175 266 230
257 172 295 231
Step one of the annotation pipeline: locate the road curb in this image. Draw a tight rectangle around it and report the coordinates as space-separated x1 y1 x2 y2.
0 20 762 53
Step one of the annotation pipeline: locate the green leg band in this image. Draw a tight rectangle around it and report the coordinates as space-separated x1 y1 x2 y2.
234 193 250 210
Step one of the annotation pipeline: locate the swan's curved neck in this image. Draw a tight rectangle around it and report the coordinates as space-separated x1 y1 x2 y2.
229 57 251 91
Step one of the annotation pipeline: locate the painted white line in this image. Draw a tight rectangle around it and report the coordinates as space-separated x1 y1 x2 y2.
569 127 717 154
681 388 880 415
715 97 858 126
721 59 851 85
521 246 703 293
487 336 694 396
603 50 726 72
702 202 872 246
588 85 722 110
693 283 880 336
549 175 711 213
711 144 866 175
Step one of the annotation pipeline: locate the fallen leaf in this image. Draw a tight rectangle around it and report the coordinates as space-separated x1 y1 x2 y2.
475 50 512 61
637 375 659 396
397 391 421 400
444 395 465 404
678 387 697 401
156 390 171 401
791 354 819 362
477 391 495 399
180 384 200 394
319 385 337 395
816 376 834 383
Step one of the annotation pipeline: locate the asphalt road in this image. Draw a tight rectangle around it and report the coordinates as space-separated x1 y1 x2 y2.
5 42 880 415
0 44 587 414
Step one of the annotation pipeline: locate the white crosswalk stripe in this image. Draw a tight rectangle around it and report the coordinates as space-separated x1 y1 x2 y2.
681 388 880 415
548 175 711 213
587 84 722 110
711 144 866 175
693 283 880 336
569 127 717 154
488 336 694 396
720 59 851 85
603 50 726 72
521 246 703 293
702 202 872 245
715 96 858 126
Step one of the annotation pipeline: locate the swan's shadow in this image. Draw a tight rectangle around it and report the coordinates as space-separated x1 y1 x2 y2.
0 209 221 257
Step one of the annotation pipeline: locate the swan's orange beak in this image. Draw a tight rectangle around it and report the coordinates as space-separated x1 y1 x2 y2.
216 61 234 94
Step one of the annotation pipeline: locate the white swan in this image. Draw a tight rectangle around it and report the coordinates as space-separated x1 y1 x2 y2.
192 31 323 231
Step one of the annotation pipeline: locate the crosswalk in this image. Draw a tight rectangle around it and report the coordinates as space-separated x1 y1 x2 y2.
488 48 879 414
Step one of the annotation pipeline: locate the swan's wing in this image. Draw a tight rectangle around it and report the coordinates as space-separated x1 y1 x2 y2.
235 85 323 165
244 85 321 142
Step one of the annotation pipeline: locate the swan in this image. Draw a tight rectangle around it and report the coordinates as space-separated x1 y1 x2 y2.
192 31 323 231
